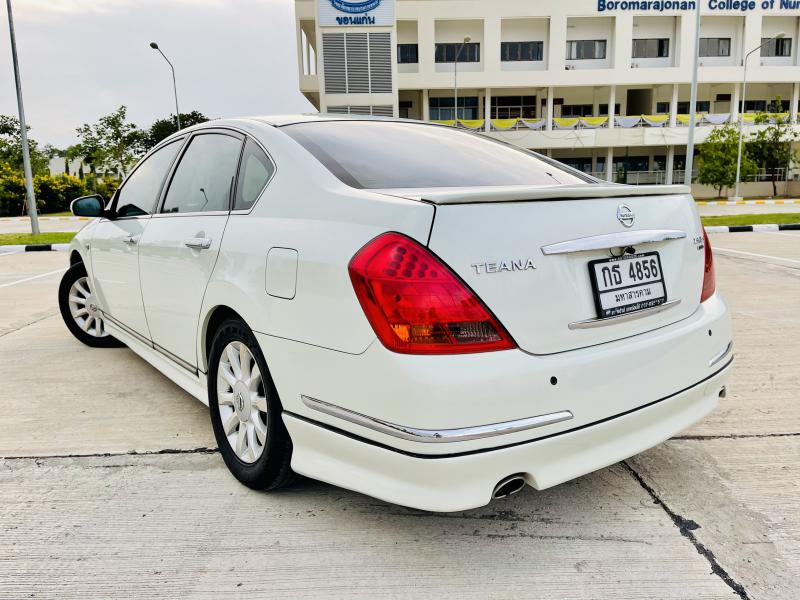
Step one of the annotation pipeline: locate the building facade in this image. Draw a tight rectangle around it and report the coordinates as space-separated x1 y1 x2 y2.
295 0 800 192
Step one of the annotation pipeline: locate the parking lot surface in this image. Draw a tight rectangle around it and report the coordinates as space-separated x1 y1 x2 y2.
1 232 798 599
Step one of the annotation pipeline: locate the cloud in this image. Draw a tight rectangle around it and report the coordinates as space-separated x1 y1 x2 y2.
1 0 314 147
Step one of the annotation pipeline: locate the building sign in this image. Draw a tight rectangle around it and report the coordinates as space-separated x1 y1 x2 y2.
598 0 800 11
318 0 395 26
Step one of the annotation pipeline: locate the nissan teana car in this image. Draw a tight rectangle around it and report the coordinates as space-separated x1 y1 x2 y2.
59 115 732 512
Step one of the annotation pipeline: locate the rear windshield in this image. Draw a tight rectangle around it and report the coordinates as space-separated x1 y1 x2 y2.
282 120 591 189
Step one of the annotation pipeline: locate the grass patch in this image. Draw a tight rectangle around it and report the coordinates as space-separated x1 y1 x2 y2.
0 232 76 246
42 211 72 217
701 213 800 227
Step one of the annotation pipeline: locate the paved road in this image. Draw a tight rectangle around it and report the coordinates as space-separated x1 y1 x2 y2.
697 203 800 217
0 232 798 598
0 216 91 234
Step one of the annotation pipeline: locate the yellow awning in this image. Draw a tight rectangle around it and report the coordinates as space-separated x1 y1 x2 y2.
581 117 609 127
458 119 486 129
553 117 580 128
490 118 520 130
431 120 456 126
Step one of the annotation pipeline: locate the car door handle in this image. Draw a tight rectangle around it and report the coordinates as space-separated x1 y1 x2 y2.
122 235 138 245
184 237 212 250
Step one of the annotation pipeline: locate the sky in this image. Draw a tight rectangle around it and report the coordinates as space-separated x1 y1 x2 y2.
0 0 314 148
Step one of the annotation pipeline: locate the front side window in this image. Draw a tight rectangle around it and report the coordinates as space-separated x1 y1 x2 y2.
632 38 670 59
161 133 243 214
435 42 480 63
566 40 607 60
114 139 182 218
699 38 731 57
397 43 419 64
501 41 544 62
761 37 792 57
282 121 591 189
234 139 274 211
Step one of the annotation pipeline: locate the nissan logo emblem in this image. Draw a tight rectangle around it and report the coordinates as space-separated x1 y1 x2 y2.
617 204 635 228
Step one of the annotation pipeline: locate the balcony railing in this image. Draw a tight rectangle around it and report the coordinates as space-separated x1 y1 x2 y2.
431 113 792 131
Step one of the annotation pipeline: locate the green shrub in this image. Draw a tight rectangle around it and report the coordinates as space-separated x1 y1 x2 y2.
34 174 87 213
0 164 26 217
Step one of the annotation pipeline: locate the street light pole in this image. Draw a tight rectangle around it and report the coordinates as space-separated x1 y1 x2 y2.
453 36 470 125
684 1 701 186
733 33 785 200
149 42 181 130
6 0 39 234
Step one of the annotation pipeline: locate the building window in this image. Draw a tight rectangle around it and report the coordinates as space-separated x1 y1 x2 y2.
566 40 607 60
741 99 790 113
699 38 731 57
557 157 593 173
398 100 413 119
761 37 792 57
397 44 418 64
560 104 593 117
429 96 479 120
500 41 544 62
491 95 537 119
655 101 710 114
435 42 480 63
599 103 621 115
632 39 670 59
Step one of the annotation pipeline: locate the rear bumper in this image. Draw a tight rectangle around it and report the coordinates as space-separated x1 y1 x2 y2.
282 359 731 512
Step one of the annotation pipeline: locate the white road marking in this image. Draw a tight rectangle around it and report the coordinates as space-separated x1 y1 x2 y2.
0 267 66 289
715 247 800 265
0 250 23 257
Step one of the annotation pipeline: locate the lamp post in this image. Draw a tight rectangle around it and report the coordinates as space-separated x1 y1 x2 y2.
6 0 39 234
149 42 181 130
684 1 701 186
732 32 785 200
453 36 471 125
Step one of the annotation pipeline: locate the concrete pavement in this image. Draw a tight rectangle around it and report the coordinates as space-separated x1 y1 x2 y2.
0 232 798 598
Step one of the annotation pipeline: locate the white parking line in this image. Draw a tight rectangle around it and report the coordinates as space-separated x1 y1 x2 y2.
715 247 800 265
0 268 66 289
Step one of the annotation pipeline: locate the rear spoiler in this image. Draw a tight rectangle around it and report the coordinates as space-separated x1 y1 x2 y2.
385 184 692 206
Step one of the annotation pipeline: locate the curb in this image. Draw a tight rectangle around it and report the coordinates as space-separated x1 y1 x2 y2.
0 243 70 254
705 223 800 233
696 199 800 206
0 216 90 222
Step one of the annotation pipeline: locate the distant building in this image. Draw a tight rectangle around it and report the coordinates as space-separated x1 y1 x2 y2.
295 0 800 196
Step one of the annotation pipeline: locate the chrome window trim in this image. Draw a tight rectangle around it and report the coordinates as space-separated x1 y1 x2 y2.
151 210 231 219
301 395 573 443
568 299 682 330
708 341 733 368
541 229 687 255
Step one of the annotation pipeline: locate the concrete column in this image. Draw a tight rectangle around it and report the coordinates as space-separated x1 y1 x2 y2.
608 85 617 128
422 89 430 121
483 16 502 74
614 14 633 70
791 82 799 123
546 87 554 131
591 152 598 174
418 18 435 77
485 87 491 131
669 83 679 127
731 82 740 123
666 146 675 184
548 15 566 71
606 147 614 182
592 87 600 117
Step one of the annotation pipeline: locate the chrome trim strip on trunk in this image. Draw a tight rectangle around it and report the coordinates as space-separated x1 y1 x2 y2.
568 299 682 330
541 229 687 255
300 395 573 443
708 341 733 368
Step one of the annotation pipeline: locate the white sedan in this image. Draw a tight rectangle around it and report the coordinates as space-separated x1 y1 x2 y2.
60 115 732 512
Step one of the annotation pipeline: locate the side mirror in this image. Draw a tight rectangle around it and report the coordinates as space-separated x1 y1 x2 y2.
70 194 106 218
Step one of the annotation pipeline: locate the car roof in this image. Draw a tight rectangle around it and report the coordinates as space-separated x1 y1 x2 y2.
246 113 430 127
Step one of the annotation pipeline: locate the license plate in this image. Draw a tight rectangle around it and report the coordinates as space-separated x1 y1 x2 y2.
588 252 667 319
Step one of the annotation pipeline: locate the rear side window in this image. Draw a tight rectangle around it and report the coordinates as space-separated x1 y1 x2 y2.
282 121 590 189
234 139 274 211
115 140 182 217
161 133 243 214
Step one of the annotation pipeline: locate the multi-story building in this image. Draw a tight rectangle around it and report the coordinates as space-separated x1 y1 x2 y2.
294 0 800 195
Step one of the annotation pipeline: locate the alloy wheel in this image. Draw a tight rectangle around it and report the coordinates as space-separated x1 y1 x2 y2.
67 276 109 338
216 341 269 463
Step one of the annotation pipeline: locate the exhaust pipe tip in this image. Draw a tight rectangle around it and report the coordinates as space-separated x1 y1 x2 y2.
492 474 526 500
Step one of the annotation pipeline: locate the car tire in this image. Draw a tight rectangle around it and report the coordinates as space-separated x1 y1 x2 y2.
208 318 294 491
58 262 125 348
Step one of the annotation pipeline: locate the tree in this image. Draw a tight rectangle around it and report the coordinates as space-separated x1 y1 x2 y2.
748 100 798 197
697 122 758 198
0 115 50 175
75 106 146 178
143 111 209 150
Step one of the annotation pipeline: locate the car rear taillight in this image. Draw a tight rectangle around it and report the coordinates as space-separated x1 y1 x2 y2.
701 227 716 303
349 232 516 355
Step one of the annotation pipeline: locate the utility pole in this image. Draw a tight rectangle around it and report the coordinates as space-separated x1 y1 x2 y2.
6 0 39 234
684 1 701 187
